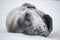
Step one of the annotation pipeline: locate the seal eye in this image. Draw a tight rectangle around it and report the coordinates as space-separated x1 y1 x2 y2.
17 18 22 28
27 6 36 9
25 13 30 22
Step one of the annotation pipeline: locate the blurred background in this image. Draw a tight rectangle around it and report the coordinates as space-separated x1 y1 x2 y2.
0 0 60 40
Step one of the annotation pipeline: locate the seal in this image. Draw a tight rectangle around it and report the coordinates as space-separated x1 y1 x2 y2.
6 3 53 37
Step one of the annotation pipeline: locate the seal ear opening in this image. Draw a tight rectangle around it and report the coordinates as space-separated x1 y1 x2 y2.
43 14 53 34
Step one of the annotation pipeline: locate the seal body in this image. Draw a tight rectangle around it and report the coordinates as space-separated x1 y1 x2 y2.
6 3 52 37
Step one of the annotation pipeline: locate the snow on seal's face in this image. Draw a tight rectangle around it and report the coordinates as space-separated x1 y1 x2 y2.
6 3 49 37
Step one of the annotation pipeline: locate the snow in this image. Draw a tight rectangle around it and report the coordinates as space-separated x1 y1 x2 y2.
0 33 57 40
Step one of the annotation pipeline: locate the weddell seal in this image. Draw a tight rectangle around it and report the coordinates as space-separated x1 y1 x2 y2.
6 3 53 37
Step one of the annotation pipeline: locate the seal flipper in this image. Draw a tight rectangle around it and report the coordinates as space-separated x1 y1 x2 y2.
43 14 53 34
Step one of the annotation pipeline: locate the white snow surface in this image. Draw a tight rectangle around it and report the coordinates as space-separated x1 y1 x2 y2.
0 0 60 40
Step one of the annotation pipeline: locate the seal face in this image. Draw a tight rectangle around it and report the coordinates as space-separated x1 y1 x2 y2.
6 3 53 37
16 13 32 30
